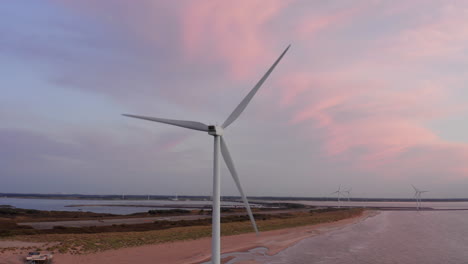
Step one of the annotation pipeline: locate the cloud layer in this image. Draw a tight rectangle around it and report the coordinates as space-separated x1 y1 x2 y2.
2 1 468 197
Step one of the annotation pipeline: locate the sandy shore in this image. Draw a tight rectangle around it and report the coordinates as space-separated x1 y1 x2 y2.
0 210 375 264
0 241 56 264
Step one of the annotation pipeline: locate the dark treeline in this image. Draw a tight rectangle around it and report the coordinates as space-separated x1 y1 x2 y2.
1 193 468 202
0 193 209 201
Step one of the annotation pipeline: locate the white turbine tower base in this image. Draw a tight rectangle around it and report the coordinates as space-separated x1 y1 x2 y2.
123 45 290 264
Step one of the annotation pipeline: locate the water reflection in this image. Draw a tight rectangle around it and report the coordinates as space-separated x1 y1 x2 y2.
239 211 468 264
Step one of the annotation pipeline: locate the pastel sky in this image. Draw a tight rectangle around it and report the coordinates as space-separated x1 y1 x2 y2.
2 0 468 198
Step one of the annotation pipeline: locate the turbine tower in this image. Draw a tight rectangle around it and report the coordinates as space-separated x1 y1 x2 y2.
123 45 290 264
343 188 351 202
331 185 342 208
411 184 428 210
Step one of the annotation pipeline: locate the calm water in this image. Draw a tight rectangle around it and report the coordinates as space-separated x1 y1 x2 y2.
0 197 242 215
294 200 468 210
224 211 468 264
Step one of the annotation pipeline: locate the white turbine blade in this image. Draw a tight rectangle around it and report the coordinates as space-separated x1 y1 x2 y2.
222 45 291 129
122 114 209 132
411 184 419 192
219 136 258 234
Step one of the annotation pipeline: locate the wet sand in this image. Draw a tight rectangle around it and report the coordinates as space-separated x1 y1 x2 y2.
252 210 468 264
1 211 373 264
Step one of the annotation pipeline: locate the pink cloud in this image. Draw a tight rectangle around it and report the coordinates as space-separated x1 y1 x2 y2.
290 96 346 126
51 0 468 182
296 6 361 39
272 1 468 180
379 3 468 61
333 118 439 162
55 0 293 81
181 0 291 79
278 68 465 173
279 72 319 107
374 142 468 180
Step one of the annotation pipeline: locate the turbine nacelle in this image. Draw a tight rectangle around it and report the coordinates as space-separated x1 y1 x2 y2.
208 125 224 136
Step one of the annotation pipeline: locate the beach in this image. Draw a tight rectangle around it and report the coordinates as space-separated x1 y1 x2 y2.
0 210 371 264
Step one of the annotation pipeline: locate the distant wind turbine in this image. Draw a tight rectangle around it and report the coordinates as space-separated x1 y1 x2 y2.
331 185 342 208
342 188 352 202
123 45 290 264
411 184 428 209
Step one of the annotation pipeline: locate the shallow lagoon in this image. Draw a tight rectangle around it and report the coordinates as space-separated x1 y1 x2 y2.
0 197 242 215
257 211 468 264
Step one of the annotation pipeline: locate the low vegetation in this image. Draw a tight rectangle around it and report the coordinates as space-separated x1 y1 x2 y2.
147 209 191 215
0 207 114 221
0 207 196 222
1 208 363 253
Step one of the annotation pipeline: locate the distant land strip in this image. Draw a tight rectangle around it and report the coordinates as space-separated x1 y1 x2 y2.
2 193 468 202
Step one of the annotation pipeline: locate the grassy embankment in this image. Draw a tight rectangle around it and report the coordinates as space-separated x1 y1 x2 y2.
0 206 195 223
0 207 363 254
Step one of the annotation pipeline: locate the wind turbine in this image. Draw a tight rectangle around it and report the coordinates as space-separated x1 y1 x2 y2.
331 185 342 208
123 45 290 264
411 184 428 210
342 188 351 202
170 193 179 201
